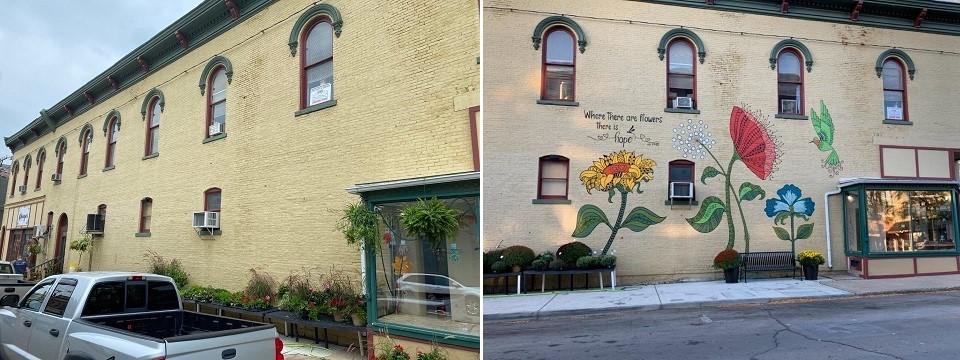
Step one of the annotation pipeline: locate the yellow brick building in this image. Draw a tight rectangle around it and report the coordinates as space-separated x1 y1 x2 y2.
484 0 960 285
4 0 479 356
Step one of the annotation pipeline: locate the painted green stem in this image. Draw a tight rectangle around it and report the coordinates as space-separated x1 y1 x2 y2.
790 212 796 255
701 141 750 252
600 190 629 256
723 156 737 250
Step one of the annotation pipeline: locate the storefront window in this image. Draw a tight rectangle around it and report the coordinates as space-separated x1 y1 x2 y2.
374 196 480 337
865 190 955 253
844 191 860 253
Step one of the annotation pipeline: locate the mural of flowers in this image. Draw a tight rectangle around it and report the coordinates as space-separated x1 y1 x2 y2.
765 184 816 255
672 119 716 160
809 100 843 176
682 106 782 252
573 150 665 256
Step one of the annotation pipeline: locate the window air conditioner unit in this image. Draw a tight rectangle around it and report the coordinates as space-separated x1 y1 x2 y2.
85 214 105 235
670 182 694 199
18 185 27 194
209 123 223 136
34 226 46 238
780 99 798 114
673 97 693 109
51 173 62 183
193 211 220 229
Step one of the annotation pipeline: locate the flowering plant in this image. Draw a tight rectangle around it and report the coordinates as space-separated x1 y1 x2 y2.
573 150 666 256
797 250 825 266
765 184 816 254
678 107 782 252
376 344 411 360
712 249 741 270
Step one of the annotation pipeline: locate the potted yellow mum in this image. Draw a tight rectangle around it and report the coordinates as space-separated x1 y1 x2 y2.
797 250 825 280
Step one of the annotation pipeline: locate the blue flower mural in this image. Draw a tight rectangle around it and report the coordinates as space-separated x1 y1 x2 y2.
765 184 816 255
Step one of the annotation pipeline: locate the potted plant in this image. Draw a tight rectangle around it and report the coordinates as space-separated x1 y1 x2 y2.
713 249 741 283
350 295 367 326
27 240 43 257
69 235 92 272
336 202 381 253
501 245 535 273
797 250 825 280
400 198 461 250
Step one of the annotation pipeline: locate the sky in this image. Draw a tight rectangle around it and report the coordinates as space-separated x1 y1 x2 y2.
0 0 202 159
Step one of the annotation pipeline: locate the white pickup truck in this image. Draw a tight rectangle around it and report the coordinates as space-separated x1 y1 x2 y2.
0 262 33 307
0 272 284 360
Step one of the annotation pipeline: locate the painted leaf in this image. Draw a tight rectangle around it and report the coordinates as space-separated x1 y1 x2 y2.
685 196 725 233
701 166 721 185
607 189 616 203
796 223 815 240
621 207 666 233
773 226 791 241
571 205 612 238
739 182 766 201
774 212 790 225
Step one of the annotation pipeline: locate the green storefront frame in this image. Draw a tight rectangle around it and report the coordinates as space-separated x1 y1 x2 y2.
357 177 480 349
841 183 960 258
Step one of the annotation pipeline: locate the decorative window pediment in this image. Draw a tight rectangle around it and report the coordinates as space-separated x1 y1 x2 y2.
532 16 587 53
770 39 813 72
289 4 343 56
876 49 915 80
199 56 234 95
140 88 165 120
102 109 121 136
658 28 706 64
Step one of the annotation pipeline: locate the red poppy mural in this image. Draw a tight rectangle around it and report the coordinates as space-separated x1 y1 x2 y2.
676 105 782 251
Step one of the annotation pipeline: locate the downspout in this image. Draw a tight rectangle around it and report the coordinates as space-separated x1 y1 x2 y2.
824 188 841 269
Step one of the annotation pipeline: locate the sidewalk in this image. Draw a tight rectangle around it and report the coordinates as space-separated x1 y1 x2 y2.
484 273 960 320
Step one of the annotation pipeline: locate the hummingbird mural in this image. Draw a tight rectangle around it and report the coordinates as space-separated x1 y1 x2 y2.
809 101 842 176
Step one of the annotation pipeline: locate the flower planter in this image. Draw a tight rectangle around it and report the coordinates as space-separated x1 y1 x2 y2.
333 313 345 322
351 313 365 326
802 263 819 280
723 267 740 283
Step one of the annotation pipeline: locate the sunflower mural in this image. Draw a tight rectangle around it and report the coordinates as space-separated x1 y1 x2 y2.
573 150 666 256
674 106 782 252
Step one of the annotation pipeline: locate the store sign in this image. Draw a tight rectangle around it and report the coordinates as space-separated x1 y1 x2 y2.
584 110 662 147
309 83 332 106
16 206 30 227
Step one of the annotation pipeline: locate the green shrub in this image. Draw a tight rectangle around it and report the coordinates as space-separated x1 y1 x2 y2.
243 268 276 303
529 259 548 271
534 251 554 264
501 245 535 269
576 256 601 269
490 261 509 274
599 255 617 268
143 250 190 289
483 250 503 273
557 242 592 266
548 258 566 271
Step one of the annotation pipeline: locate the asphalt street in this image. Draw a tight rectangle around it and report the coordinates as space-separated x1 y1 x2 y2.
484 290 960 360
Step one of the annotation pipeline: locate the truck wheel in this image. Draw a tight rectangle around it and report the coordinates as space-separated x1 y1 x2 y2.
465 295 480 316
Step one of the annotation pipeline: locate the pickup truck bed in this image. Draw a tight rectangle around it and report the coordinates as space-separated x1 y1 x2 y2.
82 310 274 340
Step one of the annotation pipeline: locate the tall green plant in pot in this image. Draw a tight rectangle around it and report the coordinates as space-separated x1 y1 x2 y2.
336 202 381 254
400 198 461 251
69 235 92 272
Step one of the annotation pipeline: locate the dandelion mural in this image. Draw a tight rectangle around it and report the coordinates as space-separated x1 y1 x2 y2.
573 150 666 256
765 184 816 255
678 106 782 252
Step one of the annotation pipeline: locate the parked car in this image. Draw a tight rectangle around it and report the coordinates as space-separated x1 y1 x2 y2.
0 261 33 309
0 272 284 360
396 273 480 324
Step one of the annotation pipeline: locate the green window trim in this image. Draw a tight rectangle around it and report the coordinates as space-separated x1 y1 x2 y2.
288 3 343 56
140 88 165 120
78 124 94 145
657 28 706 64
55 136 68 155
360 179 480 349
102 109 122 136
532 16 587 53
198 55 234 95
841 184 960 257
769 39 813 72
875 49 916 80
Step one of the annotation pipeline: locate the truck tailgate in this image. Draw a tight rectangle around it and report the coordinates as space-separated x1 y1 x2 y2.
165 326 277 360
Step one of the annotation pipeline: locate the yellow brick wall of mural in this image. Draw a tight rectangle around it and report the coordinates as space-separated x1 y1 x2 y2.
3 0 479 290
483 0 960 283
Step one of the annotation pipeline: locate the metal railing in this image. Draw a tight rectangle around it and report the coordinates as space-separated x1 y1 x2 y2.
28 257 63 281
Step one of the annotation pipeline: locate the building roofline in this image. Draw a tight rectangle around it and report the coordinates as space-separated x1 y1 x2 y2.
346 171 481 194
5 0 276 153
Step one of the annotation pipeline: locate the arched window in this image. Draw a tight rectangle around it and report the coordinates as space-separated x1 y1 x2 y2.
55 139 66 180
35 150 45 190
9 161 19 197
777 49 804 115
139 198 153 233
667 38 697 110
146 97 161 156
541 27 576 102
537 155 569 200
79 128 92 176
22 156 31 194
882 58 908 122
204 188 222 212
668 160 695 200
301 18 334 109
206 67 228 138
104 116 119 169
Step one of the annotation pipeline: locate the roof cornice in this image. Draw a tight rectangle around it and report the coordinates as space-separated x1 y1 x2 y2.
5 0 275 152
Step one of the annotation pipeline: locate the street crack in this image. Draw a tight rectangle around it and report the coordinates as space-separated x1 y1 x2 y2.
760 308 905 360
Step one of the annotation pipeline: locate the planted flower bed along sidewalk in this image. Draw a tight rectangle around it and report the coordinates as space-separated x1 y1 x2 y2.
483 241 617 294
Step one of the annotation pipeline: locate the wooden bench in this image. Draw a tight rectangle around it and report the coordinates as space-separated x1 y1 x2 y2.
740 251 796 282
